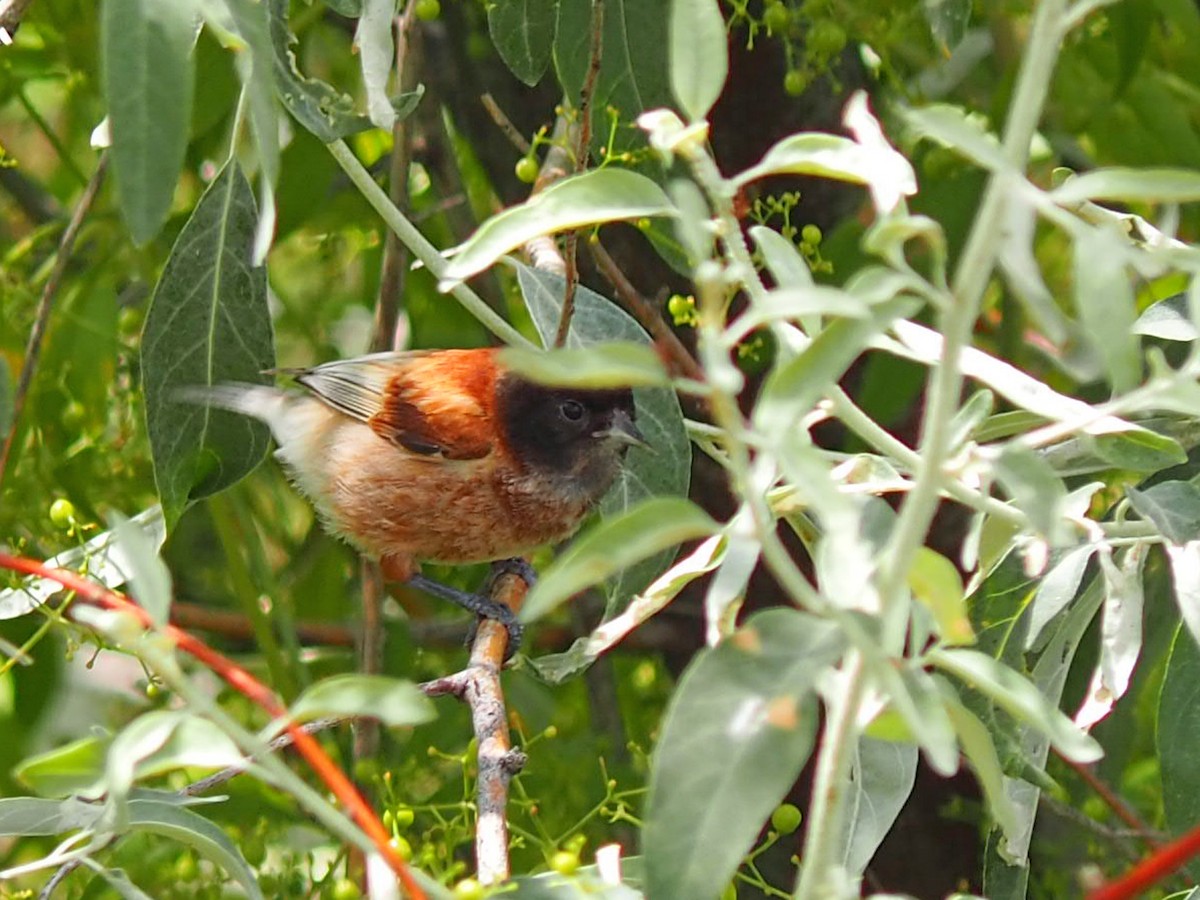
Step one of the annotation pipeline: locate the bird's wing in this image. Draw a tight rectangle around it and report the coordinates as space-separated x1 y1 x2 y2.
294 349 497 460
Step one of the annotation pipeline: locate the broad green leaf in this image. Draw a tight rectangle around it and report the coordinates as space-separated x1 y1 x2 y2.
1165 541 1200 648
110 512 173 625
1073 227 1139 394
13 736 108 799
734 131 916 201
127 799 263 900
499 342 669 388
522 497 718 622
1093 429 1187 472
994 444 1066 540
488 0 557 86
669 0 727 122
356 0 397 129
908 547 973 645
286 675 435 728
928 648 1103 762
1127 481 1200 545
1133 293 1196 341
1053 168 1200 205
102 0 198 244
878 664 960 776
922 0 971 53
644 609 843 900
940 687 1021 849
142 160 274 529
441 169 675 284
1158 626 1200 844
754 298 918 437
1025 546 1094 650
518 266 692 609
0 796 105 836
266 0 372 141
554 0 671 153
838 738 918 877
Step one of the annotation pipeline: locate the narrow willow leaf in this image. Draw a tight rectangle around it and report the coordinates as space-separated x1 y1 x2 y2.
13 736 108 799
518 266 691 608
750 225 813 288
940 686 1021 848
1025 546 1094 649
994 444 1066 540
645 610 844 900
102 0 198 244
285 675 435 728
1158 626 1200 844
356 0 396 129
838 738 918 877
1133 293 1196 341
499 342 669 388
0 797 105 835
488 0 557 86
441 169 675 284
142 161 274 529
928 648 1103 762
521 497 718 622
1092 429 1187 473
127 799 264 900
1073 227 1139 394
1165 541 1200 648
908 547 974 645
1053 168 1200 205
669 0 727 122
1127 481 1200 545
901 104 1009 173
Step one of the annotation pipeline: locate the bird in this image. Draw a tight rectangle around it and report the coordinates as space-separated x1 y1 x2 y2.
178 347 647 652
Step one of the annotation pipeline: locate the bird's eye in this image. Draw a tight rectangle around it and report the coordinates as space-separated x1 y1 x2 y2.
560 399 585 421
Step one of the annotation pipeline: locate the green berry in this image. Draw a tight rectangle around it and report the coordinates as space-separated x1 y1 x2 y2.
392 806 415 829
800 224 822 246
118 306 143 338
414 0 440 21
453 878 485 900
330 878 362 900
771 802 802 835
807 20 847 57
763 3 790 33
389 835 413 859
515 156 539 184
61 401 86 429
550 851 580 876
49 498 76 530
783 70 808 96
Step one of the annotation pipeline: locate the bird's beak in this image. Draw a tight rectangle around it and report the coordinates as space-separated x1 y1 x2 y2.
596 408 650 450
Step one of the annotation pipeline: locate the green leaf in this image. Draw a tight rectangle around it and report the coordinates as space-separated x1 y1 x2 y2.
902 103 1009 173
1092 429 1187 473
13 736 109 799
644 609 844 900
669 0 727 122
499 342 669 389
266 0 372 141
1127 481 1200 545
130 715 245 782
0 796 105 835
994 444 1066 540
102 0 198 244
908 547 973 645
1053 168 1200 205
1073 227 1139 394
1133 293 1196 342
1158 626 1200 845
0 358 11 437
286 675 435 728
488 0 558 86
142 160 275 529
441 169 675 284
127 799 264 900
1025 546 1094 650
922 0 971 53
839 738 918 876
940 686 1021 848
356 0 397 129
928 648 1103 763
521 497 718 622
110 512 173 625
750 225 813 288
518 266 692 608
1165 541 1200 649
93 869 156 900
554 0 671 153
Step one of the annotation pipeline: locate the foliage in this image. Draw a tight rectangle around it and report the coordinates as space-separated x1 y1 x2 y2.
4 0 1200 898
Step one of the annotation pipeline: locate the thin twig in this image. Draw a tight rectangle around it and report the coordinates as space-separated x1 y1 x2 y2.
554 0 604 347
0 153 107 491
589 239 705 382
480 94 532 154
1065 759 1163 850
0 0 36 43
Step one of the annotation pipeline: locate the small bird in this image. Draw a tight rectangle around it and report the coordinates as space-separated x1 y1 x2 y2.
181 347 646 650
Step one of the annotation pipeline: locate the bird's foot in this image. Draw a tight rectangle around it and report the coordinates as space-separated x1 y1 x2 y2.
407 573 523 659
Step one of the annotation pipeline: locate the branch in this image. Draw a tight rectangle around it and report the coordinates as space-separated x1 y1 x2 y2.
0 153 107 491
0 553 425 900
0 0 35 42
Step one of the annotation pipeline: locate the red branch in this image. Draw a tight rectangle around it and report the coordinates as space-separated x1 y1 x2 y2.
1087 821 1200 900
0 553 425 900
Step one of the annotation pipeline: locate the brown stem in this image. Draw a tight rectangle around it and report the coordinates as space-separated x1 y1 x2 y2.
0 0 35 39
1065 758 1162 851
0 153 107 491
480 93 532 154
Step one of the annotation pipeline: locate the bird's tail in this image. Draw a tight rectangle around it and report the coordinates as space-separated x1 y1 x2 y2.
173 383 294 435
